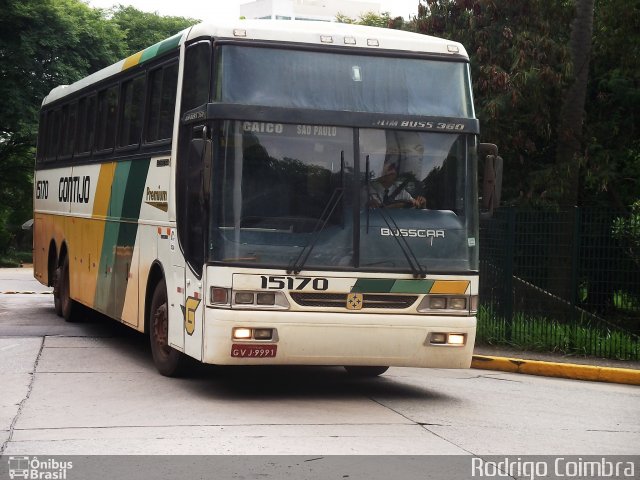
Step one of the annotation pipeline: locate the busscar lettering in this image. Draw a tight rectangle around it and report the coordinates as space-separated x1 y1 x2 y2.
380 227 445 238
58 176 90 203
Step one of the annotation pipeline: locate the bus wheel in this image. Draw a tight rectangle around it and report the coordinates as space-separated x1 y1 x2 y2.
58 256 77 322
344 366 389 377
53 266 63 317
149 280 185 377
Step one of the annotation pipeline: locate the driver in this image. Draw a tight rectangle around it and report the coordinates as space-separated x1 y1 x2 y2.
367 162 426 209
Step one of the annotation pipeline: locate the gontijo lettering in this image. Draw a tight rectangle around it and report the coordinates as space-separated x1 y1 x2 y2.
58 176 90 203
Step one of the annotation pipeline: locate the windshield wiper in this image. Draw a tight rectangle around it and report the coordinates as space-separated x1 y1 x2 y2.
374 207 427 278
287 152 345 275
364 156 427 278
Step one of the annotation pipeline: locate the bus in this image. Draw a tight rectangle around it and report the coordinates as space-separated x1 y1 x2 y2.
33 20 498 377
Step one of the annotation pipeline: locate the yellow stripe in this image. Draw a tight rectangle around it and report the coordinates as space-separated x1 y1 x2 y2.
74 163 116 308
430 280 470 295
93 163 115 218
122 50 144 71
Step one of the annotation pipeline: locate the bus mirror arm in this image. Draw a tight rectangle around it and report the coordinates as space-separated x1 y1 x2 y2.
479 143 503 219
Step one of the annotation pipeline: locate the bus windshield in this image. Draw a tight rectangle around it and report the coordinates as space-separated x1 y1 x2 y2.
209 121 479 273
216 45 474 118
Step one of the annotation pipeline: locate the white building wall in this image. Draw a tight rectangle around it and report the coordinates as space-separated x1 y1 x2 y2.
240 0 381 22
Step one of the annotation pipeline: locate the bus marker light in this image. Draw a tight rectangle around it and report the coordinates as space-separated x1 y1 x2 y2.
344 36 356 45
470 295 479 313
210 287 229 305
447 333 465 345
233 29 247 37
320 35 333 43
367 39 379 47
233 327 252 340
447 45 459 53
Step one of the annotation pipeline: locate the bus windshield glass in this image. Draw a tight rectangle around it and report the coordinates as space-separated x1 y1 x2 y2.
216 45 474 118
210 121 479 273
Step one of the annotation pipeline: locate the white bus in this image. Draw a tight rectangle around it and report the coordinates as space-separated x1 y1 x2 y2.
34 20 494 377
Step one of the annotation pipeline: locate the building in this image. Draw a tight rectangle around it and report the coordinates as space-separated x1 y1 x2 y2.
240 0 381 22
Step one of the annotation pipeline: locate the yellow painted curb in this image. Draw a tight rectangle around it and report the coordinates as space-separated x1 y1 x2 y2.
471 355 640 386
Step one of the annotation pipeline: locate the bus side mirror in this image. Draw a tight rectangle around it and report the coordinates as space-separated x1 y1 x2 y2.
479 143 503 219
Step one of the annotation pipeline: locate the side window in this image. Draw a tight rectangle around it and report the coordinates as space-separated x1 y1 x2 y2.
146 61 178 143
76 95 97 154
58 106 69 158
118 74 145 148
47 109 61 161
180 41 211 114
37 112 47 162
61 102 77 158
96 85 118 151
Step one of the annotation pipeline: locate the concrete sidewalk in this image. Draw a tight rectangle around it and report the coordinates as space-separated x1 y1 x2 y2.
473 345 640 386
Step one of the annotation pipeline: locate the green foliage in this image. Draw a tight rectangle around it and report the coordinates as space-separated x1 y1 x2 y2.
335 11 406 29
0 0 124 255
477 306 639 360
413 0 575 205
583 0 640 207
612 200 640 266
0 0 198 255
106 5 197 56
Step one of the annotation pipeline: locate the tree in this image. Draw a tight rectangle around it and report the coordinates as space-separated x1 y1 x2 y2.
0 1 196 256
413 0 574 204
0 0 124 254
336 11 406 30
106 5 197 57
583 0 640 209
554 0 595 207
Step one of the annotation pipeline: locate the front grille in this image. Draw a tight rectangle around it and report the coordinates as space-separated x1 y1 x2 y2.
290 292 418 309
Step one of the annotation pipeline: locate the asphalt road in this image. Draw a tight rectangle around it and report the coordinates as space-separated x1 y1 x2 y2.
1 268 639 457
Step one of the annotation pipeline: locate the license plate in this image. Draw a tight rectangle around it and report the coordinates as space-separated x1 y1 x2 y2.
231 344 277 358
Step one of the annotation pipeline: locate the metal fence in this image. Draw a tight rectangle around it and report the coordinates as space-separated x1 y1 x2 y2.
478 207 640 360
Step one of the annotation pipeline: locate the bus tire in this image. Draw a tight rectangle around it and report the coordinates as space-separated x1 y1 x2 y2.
344 366 389 377
53 266 63 317
59 256 77 322
149 279 185 377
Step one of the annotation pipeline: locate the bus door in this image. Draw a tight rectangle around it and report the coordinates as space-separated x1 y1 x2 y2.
178 122 211 361
183 264 204 360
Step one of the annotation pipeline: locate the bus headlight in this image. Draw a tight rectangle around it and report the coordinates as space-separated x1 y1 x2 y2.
427 332 466 346
417 295 473 314
429 297 447 309
231 290 289 309
449 297 467 310
235 292 255 304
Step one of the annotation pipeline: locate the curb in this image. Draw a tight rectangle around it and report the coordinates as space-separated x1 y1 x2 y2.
471 355 640 386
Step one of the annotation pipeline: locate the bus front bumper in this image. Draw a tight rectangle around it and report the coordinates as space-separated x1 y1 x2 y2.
202 309 476 368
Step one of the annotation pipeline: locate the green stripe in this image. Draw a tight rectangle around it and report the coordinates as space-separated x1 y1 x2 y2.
351 279 395 293
94 159 151 319
390 279 434 293
139 32 182 64
351 278 434 294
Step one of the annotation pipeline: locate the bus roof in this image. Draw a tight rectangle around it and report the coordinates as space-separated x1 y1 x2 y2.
43 20 468 106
